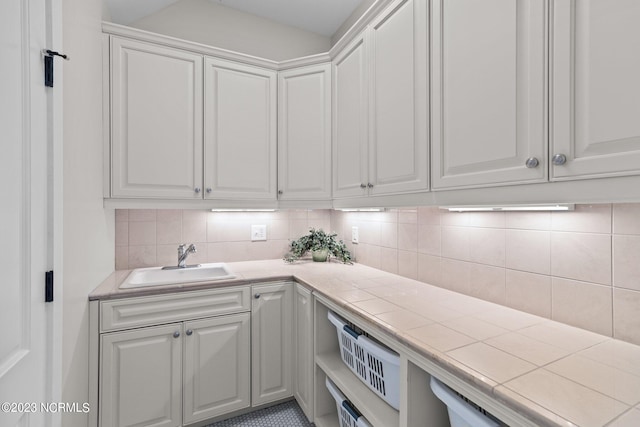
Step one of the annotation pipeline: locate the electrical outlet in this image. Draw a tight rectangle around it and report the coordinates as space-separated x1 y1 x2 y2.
251 224 267 241
351 226 359 244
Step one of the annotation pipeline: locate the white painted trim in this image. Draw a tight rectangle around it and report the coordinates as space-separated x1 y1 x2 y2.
277 53 332 71
328 0 395 58
102 34 110 198
49 0 64 424
102 22 281 70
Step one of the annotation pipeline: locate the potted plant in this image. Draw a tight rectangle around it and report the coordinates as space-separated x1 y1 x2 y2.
284 228 352 264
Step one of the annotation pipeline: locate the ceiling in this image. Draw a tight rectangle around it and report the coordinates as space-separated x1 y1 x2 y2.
104 0 364 37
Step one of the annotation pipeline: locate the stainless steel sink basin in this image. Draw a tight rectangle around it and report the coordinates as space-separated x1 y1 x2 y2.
120 263 235 289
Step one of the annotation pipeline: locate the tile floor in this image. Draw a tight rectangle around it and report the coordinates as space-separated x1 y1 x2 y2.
206 400 313 427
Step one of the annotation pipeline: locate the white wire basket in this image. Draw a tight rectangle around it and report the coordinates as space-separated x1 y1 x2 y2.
328 310 400 410
326 377 373 427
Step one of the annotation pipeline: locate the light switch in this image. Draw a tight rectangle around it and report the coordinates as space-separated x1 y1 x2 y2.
251 224 267 241
351 226 359 244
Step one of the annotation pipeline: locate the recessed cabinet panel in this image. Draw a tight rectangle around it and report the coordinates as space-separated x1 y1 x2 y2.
431 0 547 189
552 0 640 180
111 37 203 199
251 282 293 406
333 35 369 198
183 313 250 424
370 0 428 194
278 64 332 200
204 58 277 199
100 324 182 427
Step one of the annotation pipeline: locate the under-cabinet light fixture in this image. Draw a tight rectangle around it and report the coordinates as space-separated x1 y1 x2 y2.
210 209 276 212
441 204 574 212
335 208 386 212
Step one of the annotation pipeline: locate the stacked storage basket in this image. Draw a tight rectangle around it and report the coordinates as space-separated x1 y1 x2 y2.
327 310 401 410
430 377 502 427
326 377 373 427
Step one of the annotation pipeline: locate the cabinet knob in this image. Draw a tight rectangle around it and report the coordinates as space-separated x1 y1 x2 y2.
254 293 261 299
367 183 374 188
186 329 193 336
552 154 567 166
206 188 212 194
278 190 283 195
525 157 539 168
173 331 180 338
194 187 201 194
360 183 367 189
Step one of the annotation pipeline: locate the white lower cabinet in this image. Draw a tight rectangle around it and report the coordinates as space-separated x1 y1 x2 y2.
99 313 250 427
293 283 314 421
100 324 183 427
251 282 293 406
183 314 251 423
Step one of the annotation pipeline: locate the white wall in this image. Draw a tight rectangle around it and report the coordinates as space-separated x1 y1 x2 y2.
62 0 114 424
129 0 331 61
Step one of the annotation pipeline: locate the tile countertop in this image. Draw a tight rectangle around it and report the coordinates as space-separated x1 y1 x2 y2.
90 260 640 427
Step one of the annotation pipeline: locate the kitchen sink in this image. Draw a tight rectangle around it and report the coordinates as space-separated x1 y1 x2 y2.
120 263 236 288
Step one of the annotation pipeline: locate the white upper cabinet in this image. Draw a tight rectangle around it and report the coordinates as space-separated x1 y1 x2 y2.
369 0 428 195
278 64 332 200
111 37 203 198
333 33 369 199
204 58 277 199
551 0 640 180
333 0 428 199
431 0 547 190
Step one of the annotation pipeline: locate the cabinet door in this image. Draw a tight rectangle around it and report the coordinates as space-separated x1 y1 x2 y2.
551 0 640 180
251 282 293 406
100 324 182 427
293 284 313 421
333 33 369 198
204 58 277 199
183 313 250 424
111 37 203 199
278 64 332 200
369 0 429 195
431 0 547 189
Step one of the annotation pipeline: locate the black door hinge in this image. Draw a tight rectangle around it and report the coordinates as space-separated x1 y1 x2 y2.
45 270 54 302
43 50 69 88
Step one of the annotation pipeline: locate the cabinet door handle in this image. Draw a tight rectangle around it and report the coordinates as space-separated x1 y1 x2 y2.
254 293 261 299
525 157 539 168
360 183 367 189
186 329 193 336
173 331 180 338
278 190 283 195
367 183 374 188
206 188 212 194
552 154 567 166
194 187 201 194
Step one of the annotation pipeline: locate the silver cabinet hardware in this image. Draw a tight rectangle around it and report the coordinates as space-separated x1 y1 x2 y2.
186 329 193 336
173 331 180 338
360 183 367 189
254 293 260 299
552 154 567 166
194 187 201 194
367 183 373 188
206 188 212 193
525 157 539 168
278 190 283 195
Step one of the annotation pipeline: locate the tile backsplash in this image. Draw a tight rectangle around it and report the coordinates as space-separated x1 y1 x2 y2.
331 204 640 346
115 204 640 345
115 209 330 270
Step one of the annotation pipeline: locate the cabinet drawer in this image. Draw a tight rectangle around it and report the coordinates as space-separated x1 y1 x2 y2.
101 286 250 332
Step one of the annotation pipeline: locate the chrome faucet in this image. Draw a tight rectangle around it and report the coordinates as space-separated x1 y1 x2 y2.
177 243 197 268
